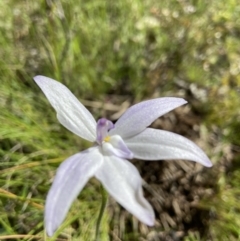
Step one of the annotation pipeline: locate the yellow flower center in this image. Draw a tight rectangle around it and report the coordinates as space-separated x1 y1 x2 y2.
104 136 111 142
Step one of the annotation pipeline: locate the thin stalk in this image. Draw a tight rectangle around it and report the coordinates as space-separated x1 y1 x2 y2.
95 185 108 241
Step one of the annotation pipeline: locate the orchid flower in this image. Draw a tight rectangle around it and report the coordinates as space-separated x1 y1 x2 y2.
33 76 212 236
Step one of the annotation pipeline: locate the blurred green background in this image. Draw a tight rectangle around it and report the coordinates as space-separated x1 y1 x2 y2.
0 0 240 240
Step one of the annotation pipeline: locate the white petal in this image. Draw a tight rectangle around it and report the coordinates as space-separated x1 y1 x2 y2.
34 75 96 142
95 156 155 226
125 128 212 167
45 148 103 236
110 97 187 138
102 135 133 159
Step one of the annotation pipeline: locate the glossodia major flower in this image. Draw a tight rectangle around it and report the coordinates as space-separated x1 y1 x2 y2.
33 76 212 237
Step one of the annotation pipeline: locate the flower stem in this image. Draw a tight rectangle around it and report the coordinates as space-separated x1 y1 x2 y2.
95 185 108 241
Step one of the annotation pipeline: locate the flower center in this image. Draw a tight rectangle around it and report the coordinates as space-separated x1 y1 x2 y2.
96 118 114 145
96 118 133 159
104 136 111 142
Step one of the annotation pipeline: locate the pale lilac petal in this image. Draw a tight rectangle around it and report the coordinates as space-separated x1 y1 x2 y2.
110 97 187 138
34 75 96 142
95 156 155 226
45 148 103 236
102 135 133 159
125 128 212 167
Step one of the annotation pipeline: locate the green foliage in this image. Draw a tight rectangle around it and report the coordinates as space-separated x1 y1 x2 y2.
202 155 240 240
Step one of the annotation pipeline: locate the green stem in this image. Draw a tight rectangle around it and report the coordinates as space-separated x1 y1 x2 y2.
95 185 108 241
